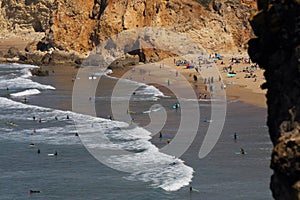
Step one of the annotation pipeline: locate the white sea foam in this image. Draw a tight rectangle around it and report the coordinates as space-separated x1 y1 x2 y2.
0 77 55 90
0 97 194 192
10 89 41 97
136 85 164 97
20 68 33 78
0 63 55 90
107 75 166 97
0 63 39 69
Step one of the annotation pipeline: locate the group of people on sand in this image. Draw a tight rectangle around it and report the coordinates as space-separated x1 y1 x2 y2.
222 57 259 83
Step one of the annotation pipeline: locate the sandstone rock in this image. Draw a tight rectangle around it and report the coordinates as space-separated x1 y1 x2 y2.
0 0 256 64
6 47 20 58
30 68 49 76
108 56 139 70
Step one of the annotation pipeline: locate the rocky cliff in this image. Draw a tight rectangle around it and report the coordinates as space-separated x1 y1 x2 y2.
0 0 255 64
248 0 300 199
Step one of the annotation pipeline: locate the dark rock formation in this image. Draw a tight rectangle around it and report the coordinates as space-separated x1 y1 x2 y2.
30 68 49 76
108 55 139 70
248 0 300 199
6 47 20 58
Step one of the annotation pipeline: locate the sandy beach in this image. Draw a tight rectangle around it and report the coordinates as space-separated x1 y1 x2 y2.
0 37 266 108
111 55 267 108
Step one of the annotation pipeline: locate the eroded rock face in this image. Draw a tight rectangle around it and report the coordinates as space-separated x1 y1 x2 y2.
0 0 53 33
0 0 255 62
270 124 300 199
248 0 300 199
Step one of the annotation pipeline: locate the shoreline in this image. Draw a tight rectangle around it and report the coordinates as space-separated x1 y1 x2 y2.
0 37 266 108
109 56 267 109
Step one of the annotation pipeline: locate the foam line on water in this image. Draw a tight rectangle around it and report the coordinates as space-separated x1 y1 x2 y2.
0 77 55 90
10 89 41 97
0 63 39 69
0 97 194 191
107 75 166 97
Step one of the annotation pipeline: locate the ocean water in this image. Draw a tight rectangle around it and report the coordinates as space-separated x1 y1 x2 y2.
0 63 272 199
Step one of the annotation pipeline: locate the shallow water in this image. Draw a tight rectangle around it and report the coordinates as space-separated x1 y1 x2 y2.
0 63 272 199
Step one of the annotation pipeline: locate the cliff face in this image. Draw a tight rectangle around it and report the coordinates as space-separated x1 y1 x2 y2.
0 0 53 34
0 0 255 62
248 0 300 199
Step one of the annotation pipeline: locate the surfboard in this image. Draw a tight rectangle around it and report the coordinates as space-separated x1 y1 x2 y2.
191 188 200 193
6 122 18 126
235 152 247 155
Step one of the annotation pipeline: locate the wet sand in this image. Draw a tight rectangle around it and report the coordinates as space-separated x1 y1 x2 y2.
110 55 267 108
0 36 266 108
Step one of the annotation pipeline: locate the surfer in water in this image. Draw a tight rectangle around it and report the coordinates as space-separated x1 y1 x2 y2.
37 149 40 154
28 190 40 194
54 151 58 156
159 131 162 139
240 148 245 155
234 132 237 141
